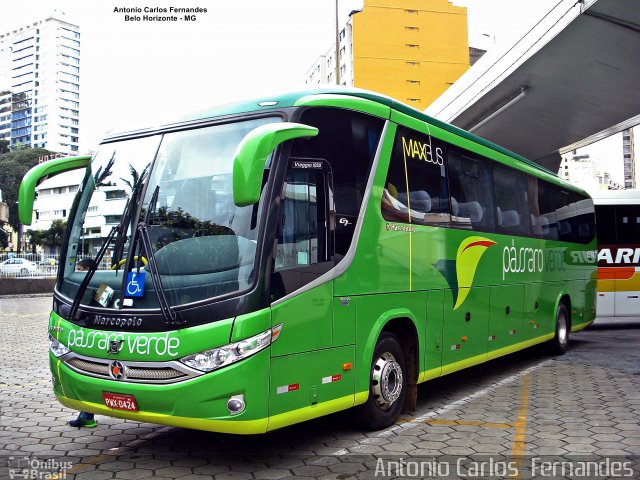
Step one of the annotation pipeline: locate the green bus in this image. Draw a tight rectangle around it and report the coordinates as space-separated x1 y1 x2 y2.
20 88 597 434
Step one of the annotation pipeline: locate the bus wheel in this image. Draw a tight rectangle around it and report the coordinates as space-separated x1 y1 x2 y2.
549 303 570 355
357 332 407 430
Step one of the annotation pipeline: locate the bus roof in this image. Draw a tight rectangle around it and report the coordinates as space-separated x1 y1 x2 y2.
103 87 589 197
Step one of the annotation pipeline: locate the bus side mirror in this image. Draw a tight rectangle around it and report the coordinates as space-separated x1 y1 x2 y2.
19 155 91 225
233 122 318 207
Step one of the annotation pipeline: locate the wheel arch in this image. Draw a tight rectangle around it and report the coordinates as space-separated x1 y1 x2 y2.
357 309 420 410
556 293 572 330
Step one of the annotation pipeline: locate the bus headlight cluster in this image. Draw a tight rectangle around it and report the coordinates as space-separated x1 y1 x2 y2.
180 324 283 373
49 334 70 358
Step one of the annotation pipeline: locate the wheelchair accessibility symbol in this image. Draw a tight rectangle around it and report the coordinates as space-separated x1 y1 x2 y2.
125 271 146 298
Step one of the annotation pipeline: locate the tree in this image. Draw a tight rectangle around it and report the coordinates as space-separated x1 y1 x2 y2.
25 220 66 252
0 147 54 233
25 228 46 253
0 140 9 154
41 219 67 248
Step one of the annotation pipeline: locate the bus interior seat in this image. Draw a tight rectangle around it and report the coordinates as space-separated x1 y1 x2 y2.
537 215 550 235
457 201 483 223
531 214 543 235
500 209 520 228
397 190 431 213
578 222 590 238
558 221 572 236
450 196 459 216
151 235 240 275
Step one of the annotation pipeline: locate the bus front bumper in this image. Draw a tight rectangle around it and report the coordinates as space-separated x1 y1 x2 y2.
50 349 271 435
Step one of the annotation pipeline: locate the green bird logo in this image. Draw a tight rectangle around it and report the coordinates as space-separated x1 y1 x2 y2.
434 236 496 310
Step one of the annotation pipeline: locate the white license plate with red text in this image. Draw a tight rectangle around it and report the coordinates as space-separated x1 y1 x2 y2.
102 392 138 412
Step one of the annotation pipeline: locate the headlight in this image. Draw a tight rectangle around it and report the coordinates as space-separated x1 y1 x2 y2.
49 334 70 358
180 324 283 372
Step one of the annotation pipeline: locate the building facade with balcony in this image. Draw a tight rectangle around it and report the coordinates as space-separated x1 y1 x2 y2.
0 14 80 155
29 169 125 256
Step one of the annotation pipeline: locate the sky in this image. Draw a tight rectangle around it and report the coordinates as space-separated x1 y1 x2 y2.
1 0 561 153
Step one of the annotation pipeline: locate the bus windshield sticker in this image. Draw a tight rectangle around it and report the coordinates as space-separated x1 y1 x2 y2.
125 271 145 298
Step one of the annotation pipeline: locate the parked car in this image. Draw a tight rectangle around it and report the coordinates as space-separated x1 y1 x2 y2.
0 258 38 276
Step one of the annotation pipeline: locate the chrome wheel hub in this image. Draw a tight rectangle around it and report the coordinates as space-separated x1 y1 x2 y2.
557 312 568 345
372 352 403 410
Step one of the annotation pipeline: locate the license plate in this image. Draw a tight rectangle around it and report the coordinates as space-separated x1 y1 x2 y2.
102 392 138 412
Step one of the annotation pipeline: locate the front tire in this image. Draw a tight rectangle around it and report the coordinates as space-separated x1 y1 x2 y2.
549 302 570 355
356 332 407 430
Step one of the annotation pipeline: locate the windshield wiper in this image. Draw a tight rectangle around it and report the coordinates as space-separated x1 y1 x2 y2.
144 185 160 225
137 221 182 326
68 225 118 320
116 184 182 326
112 184 141 274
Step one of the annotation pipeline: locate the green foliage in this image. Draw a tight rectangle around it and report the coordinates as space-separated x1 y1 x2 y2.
45 219 67 247
25 219 67 249
0 140 9 154
0 147 55 230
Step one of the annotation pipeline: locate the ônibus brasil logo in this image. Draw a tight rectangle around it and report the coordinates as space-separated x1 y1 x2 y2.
435 236 496 310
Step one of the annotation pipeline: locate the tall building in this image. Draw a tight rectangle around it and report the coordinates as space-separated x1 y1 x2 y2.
560 152 623 192
0 14 80 154
305 0 470 111
622 128 636 190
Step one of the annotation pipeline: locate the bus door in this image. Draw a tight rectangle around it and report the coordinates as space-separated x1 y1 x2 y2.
269 158 354 417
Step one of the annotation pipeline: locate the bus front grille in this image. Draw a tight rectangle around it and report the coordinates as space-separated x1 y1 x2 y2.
63 354 201 384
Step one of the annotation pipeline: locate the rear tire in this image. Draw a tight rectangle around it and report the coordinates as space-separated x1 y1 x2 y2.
549 302 570 355
355 332 407 430
20 268 28 276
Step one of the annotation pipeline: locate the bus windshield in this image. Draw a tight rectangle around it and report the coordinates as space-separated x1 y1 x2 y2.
59 116 279 309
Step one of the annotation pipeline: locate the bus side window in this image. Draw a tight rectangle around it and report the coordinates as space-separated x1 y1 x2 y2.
447 148 495 231
270 162 335 301
291 107 384 257
381 126 450 226
274 168 328 272
535 180 559 240
493 163 530 235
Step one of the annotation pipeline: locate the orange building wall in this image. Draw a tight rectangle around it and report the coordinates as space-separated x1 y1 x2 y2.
352 0 469 110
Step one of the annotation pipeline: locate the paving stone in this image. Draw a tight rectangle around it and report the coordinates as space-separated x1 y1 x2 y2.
115 469 155 479
75 471 114 480
192 464 231 475
205 472 252 480
251 468 292 480
97 460 136 472
291 465 331 477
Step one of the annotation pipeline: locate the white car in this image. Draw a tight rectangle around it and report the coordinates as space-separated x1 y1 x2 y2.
0 258 38 276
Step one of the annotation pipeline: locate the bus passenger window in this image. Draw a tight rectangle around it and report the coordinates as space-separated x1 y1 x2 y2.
530 179 559 240
447 148 495 232
381 126 450 226
493 164 529 235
